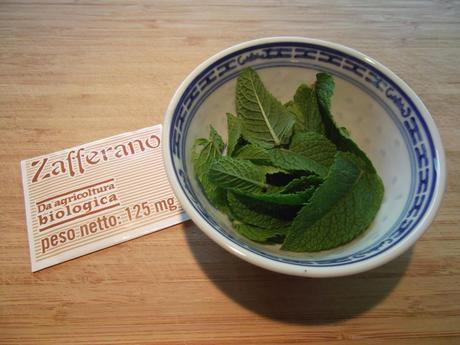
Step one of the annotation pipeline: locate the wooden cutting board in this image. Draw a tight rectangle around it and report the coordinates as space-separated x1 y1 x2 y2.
1 1 459 344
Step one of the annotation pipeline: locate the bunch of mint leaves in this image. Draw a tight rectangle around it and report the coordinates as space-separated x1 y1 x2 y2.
192 67 384 252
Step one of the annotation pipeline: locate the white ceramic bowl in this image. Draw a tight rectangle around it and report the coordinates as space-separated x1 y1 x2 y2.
163 37 446 277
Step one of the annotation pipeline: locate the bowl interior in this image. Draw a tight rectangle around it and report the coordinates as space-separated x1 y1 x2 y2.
168 40 439 268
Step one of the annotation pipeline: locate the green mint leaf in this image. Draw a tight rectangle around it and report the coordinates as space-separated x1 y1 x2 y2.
236 67 295 148
285 100 304 132
268 148 328 177
233 143 272 164
233 187 314 206
315 73 376 172
227 192 290 229
282 175 323 193
234 222 288 243
266 171 303 187
266 184 286 193
290 131 337 167
293 84 325 133
281 152 384 252
315 73 334 110
209 156 267 192
192 126 227 208
226 113 242 156
230 191 301 220
233 145 291 175
339 126 351 137
193 137 209 147
259 165 286 175
337 125 376 173
209 126 225 152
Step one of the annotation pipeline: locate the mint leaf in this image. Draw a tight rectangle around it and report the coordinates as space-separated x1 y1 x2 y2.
192 126 227 209
209 156 267 192
336 124 376 173
315 73 334 110
227 192 290 229
282 152 384 252
285 101 304 132
233 143 271 164
230 191 301 220
268 148 328 177
226 113 242 156
233 144 324 178
282 175 323 193
315 73 375 172
234 222 288 243
290 131 337 167
236 68 295 148
266 170 304 187
293 84 325 133
266 184 286 193
259 165 286 175
233 187 314 206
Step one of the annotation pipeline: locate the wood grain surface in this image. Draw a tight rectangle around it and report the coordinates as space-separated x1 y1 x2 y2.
1 1 460 344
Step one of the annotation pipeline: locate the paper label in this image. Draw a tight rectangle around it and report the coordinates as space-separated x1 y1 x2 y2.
21 125 188 271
